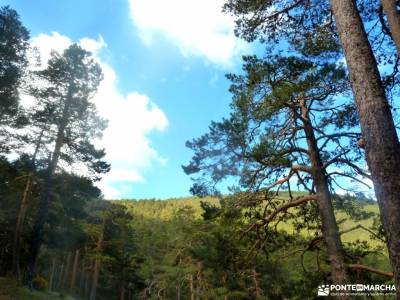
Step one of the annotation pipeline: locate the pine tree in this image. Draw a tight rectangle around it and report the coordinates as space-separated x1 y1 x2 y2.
224 0 400 292
331 0 400 293
26 44 110 285
184 54 371 291
0 6 29 153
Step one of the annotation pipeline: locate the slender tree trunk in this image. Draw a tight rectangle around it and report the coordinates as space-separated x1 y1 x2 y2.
127 288 131 300
57 261 65 290
27 97 71 286
331 0 400 294
48 257 56 291
381 0 400 54
85 271 91 300
70 249 80 294
120 280 125 300
189 275 195 300
12 174 32 280
63 252 72 290
252 269 262 299
12 129 44 280
176 282 181 300
300 101 349 294
89 219 105 300
90 260 101 300
196 262 203 300
79 259 86 298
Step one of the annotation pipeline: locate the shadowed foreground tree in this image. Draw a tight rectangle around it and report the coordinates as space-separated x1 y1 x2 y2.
330 0 400 294
26 44 110 285
184 54 377 293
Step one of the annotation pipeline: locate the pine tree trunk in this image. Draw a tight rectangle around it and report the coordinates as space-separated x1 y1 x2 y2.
189 275 195 300
252 269 262 299
48 257 56 291
119 281 125 300
89 219 105 300
57 261 65 290
381 0 400 54
12 174 32 280
90 260 100 300
12 129 44 281
26 96 71 286
176 282 181 300
70 249 80 294
63 252 72 290
331 0 400 294
300 101 349 295
79 260 86 298
85 271 91 300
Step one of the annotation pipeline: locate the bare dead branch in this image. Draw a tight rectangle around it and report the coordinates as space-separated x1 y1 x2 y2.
348 264 394 278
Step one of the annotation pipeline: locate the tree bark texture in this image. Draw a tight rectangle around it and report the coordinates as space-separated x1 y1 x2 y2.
331 0 400 294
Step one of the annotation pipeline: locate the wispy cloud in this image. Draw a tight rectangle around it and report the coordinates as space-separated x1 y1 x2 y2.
129 0 249 67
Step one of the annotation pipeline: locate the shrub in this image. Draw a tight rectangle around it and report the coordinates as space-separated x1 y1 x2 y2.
32 275 48 291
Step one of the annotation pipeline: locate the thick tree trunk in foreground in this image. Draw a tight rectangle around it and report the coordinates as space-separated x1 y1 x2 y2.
331 0 400 294
301 102 349 295
381 0 400 54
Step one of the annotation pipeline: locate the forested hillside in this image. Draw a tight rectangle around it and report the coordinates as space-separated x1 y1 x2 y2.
2 0 400 299
0 195 393 299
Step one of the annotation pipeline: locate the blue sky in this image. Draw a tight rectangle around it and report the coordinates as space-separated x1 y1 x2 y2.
5 0 254 199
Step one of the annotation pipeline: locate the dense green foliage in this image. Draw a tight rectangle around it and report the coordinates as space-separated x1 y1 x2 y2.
0 195 393 299
1 2 400 299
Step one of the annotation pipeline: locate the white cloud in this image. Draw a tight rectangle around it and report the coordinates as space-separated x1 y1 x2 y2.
27 32 168 198
30 32 72 68
129 0 249 67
